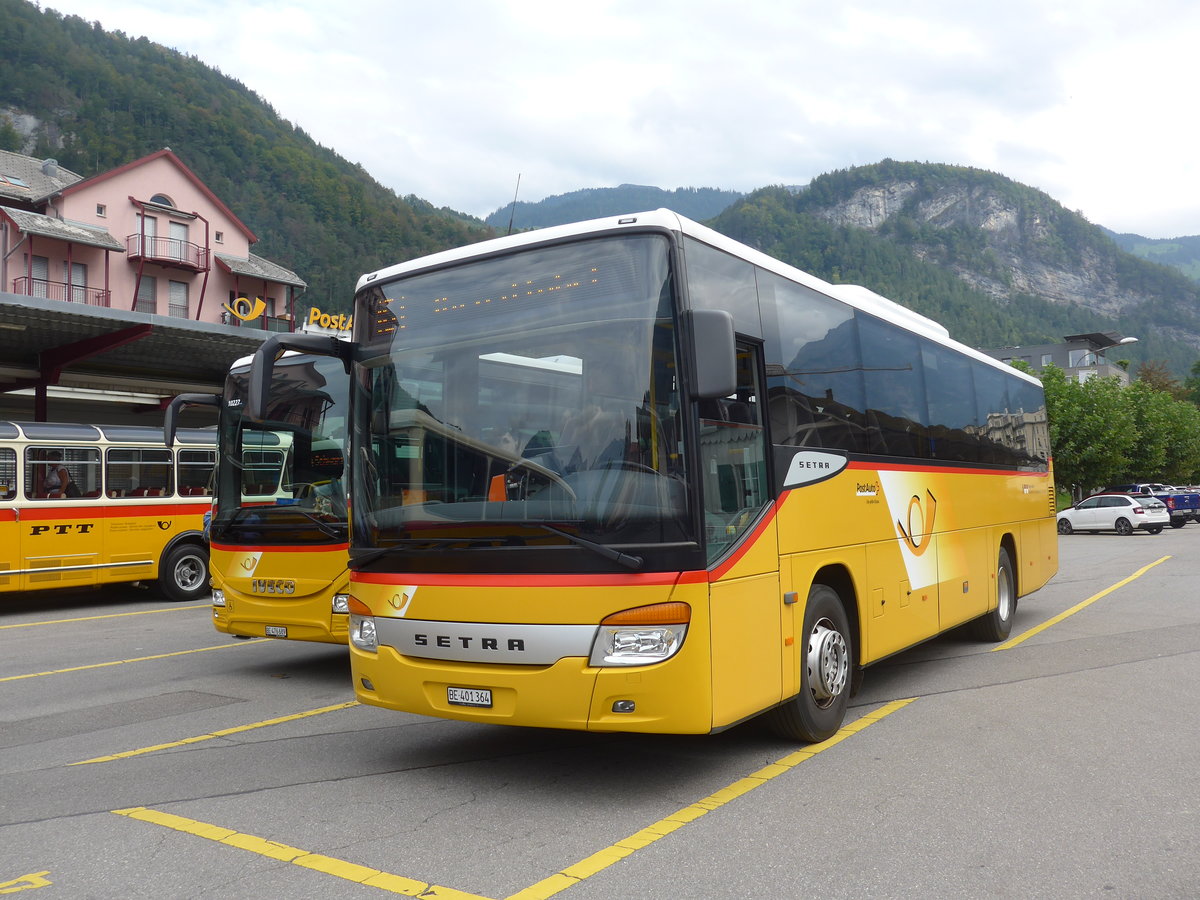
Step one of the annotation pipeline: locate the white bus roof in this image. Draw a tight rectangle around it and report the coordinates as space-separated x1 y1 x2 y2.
355 209 1040 387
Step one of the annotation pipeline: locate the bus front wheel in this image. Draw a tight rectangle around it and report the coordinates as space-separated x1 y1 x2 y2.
766 584 853 743
158 543 210 603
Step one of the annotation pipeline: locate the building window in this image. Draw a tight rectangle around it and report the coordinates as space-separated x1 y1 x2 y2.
96 204 107 217
214 231 224 243
1041 354 1053 367
168 280 189 318
1068 348 1098 367
135 276 157 314
150 193 175 207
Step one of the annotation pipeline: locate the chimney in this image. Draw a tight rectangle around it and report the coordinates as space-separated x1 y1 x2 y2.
42 158 58 177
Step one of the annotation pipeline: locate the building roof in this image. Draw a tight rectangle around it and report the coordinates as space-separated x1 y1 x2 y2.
0 206 126 251
216 251 306 288
0 150 83 205
0 288 269 398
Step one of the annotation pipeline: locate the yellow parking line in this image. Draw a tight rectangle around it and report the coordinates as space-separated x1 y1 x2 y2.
112 806 490 899
0 604 208 629
506 697 916 900
71 701 359 765
112 699 915 899
0 639 268 683
993 555 1171 651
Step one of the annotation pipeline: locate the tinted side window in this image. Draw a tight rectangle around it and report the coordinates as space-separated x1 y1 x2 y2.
760 271 869 453
858 314 930 458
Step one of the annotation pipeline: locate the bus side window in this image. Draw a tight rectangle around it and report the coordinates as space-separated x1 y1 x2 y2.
0 447 15 500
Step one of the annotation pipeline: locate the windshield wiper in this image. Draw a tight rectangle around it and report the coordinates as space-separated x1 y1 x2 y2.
537 525 643 570
289 508 348 540
350 536 519 569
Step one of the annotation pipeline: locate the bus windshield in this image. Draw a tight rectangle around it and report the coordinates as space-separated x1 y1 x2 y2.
213 354 350 545
354 234 692 562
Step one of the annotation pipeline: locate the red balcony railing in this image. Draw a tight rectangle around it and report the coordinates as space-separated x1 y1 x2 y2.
12 277 111 307
126 234 210 271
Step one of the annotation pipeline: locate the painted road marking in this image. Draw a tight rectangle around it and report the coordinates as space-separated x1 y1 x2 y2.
508 698 916 900
0 605 207 630
112 807 488 899
0 639 268 683
994 555 1171 651
112 699 915 899
71 701 359 765
0 871 52 893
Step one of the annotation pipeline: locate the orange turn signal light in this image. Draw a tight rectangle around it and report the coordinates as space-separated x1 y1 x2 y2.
601 602 691 626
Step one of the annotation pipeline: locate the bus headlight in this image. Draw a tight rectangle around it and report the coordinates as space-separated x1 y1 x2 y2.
347 596 377 652
331 593 350 614
212 589 226 608
589 602 690 667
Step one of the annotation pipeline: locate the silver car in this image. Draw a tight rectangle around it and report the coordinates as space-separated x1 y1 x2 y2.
1057 493 1170 535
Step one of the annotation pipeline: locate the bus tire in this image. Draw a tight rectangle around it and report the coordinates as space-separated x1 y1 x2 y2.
766 584 852 743
970 546 1015 642
158 542 210 603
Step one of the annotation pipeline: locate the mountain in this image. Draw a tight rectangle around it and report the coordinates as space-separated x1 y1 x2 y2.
0 0 492 312
485 184 744 231
709 161 1200 376
4 4 1198 377
1106 230 1200 283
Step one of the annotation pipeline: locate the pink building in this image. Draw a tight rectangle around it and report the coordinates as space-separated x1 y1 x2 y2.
0 148 303 329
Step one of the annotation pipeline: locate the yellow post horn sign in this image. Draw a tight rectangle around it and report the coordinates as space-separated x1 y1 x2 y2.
222 296 267 321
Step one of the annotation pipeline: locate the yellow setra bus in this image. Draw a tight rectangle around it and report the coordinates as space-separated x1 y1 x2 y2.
169 350 352 642
247 210 1058 741
0 420 214 601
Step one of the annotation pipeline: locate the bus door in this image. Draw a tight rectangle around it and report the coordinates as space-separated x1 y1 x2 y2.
20 445 103 591
701 344 782 726
0 446 17 591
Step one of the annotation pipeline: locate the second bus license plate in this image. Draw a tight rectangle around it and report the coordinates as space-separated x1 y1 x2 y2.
265 625 288 638
447 686 492 708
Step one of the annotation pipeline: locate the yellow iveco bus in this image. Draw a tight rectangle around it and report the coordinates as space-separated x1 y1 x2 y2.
0 420 214 601
169 350 352 642
248 210 1058 741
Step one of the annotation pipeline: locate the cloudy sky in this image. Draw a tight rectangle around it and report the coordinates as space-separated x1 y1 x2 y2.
40 0 1200 237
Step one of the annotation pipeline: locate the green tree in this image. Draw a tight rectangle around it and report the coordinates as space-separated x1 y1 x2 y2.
1042 365 1135 493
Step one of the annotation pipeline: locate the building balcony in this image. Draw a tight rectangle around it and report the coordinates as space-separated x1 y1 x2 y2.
11 277 111 307
126 234 210 272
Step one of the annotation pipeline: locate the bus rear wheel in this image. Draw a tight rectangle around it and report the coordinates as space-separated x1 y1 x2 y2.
969 546 1015 642
766 584 852 743
158 543 210 603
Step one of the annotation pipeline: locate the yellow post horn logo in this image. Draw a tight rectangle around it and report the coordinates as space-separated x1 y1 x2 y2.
222 296 267 321
896 489 937 555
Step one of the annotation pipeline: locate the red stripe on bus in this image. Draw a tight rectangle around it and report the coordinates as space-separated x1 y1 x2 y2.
351 570 704 588
211 542 349 553
17 502 208 521
844 460 1051 477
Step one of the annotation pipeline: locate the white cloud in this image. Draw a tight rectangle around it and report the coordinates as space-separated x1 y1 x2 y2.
38 0 1200 236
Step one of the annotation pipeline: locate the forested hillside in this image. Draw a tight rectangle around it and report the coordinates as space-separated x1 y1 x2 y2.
1108 230 1200 283
0 0 491 311
4 1 1199 378
485 184 743 230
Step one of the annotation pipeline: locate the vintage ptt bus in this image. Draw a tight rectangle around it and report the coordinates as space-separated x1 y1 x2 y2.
0 421 215 601
247 210 1058 741
169 352 351 642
